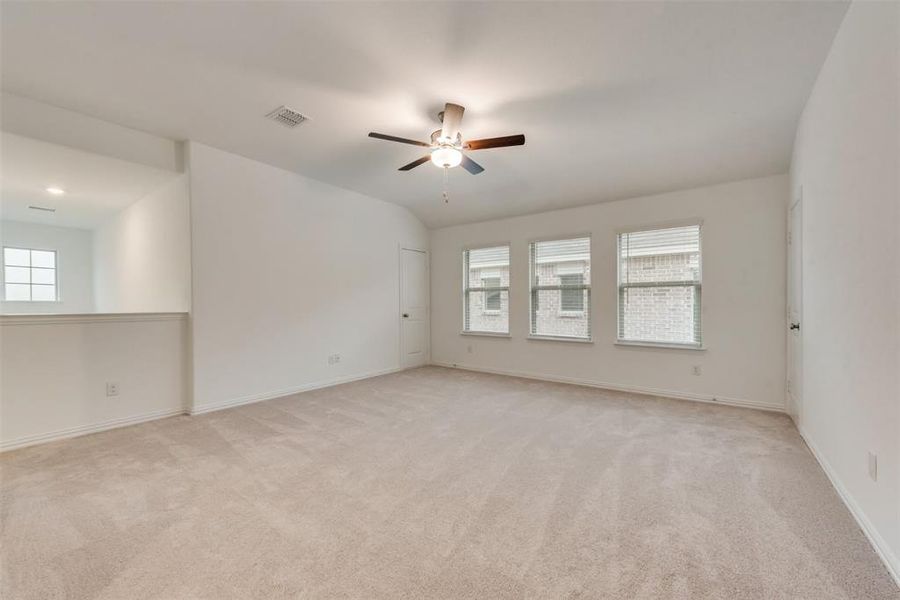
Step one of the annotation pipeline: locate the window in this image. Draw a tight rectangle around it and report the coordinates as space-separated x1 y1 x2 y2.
529 237 591 339
481 274 502 312
463 245 509 334
3 247 57 302
617 224 701 346
559 274 585 313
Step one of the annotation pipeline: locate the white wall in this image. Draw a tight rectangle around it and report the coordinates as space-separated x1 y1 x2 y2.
93 174 191 313
187 142 428 413
790 1 899 579
0 313 188 450
0 220 94 314
431 175 787 411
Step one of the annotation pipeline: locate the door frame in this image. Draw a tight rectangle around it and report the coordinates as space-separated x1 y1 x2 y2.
398 245 429 368
787 188 803 423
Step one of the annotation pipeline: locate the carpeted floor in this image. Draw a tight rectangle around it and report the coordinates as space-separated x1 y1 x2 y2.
2 366 897 599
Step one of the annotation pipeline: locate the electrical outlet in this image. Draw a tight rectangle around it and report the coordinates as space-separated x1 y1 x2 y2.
467 345 473 354
333 354 341 364
106 382 120 397
692 365 702 376
328 354 341 365
868 452 878 482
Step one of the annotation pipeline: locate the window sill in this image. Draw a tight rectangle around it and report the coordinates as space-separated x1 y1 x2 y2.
557 311 585 318
481 310 502 316
615 340 706 351
528 335 593 344
460 331 511 338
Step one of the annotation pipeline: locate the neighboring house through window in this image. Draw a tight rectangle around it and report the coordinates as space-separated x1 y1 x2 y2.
3 247 58 302
481 274 502 312
463 245 510 334
529 236 591 340
559 273 585 313
617 224 702 346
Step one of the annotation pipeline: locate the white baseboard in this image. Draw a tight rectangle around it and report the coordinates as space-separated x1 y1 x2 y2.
1 407 187 452
796 424 900 587
430 361 785 413
190 366 406 415
2 366 411 452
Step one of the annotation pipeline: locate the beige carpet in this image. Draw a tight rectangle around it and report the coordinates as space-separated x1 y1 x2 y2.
2 366 897 599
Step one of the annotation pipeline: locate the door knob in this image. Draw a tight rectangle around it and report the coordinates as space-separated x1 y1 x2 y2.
790 322 800 331
403 313 409 318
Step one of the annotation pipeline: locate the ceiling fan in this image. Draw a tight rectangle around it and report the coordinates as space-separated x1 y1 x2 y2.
368 102 525 175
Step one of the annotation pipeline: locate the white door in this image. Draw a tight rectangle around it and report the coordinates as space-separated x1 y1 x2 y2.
400 248 428 368
787 192 803 422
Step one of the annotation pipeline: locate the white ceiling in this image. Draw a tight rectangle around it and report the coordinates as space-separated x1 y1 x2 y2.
0 1 847 228
1 133 179 229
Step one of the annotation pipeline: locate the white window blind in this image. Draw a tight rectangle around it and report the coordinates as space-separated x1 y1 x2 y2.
529 237 591 339
617 224 701 346
3 247 58 302
463 245 509 333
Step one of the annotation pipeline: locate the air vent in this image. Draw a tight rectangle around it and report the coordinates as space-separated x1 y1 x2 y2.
266 105 309 128
28 205 56 213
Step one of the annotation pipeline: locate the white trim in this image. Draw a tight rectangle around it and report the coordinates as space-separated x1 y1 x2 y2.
616 217 704 235
3 366 409 452
460 331 511 338
191 366 405 415
615 340 706 351
0 407 186 452
527 335 593 344
797 425 900 586
0 312 188 326
527 232 592 245
430 361 785 413
461 241 512 252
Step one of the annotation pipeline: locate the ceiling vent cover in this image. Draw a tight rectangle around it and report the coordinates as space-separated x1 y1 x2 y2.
266 105 309 128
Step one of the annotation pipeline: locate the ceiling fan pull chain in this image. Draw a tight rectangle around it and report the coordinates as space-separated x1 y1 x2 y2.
442 166 450 203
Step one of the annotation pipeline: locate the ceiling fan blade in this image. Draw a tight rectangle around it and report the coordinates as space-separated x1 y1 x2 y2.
369 132 431 147
398 155 432 171
440 103 465 141
465 134 525 151
460 154 484 175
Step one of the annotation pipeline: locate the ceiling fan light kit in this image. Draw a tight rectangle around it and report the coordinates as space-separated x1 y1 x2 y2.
431 146 462 168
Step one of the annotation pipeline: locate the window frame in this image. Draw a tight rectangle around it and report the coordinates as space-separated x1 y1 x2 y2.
462 244 511 336
615 221 703 349
2 246 60 303
528 234 592 342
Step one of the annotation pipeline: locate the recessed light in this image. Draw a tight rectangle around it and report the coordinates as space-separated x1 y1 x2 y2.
45 187 65 195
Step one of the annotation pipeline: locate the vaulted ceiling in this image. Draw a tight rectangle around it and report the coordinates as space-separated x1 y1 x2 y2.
0 1 848 228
